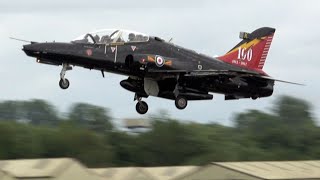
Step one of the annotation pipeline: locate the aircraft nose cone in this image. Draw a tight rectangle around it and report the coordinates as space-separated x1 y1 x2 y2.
23 44 41 57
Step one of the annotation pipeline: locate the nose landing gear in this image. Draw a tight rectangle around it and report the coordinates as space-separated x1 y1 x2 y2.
59 78 70 89
59 63 72 89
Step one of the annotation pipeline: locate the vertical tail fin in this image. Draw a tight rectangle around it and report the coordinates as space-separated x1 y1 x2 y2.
218 27 276 71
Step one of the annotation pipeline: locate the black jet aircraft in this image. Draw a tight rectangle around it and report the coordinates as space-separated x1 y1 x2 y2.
21 27 300 114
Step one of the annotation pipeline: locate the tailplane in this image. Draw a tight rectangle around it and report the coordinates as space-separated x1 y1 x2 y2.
218 27 276 71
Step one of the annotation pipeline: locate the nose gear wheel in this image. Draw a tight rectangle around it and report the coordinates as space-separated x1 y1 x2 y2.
59 78 70 89
59 63 72 89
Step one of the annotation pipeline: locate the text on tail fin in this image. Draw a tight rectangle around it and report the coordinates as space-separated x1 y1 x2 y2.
218 27 276 71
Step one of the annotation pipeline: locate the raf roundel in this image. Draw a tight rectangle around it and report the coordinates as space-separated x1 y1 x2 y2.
155 55 165 67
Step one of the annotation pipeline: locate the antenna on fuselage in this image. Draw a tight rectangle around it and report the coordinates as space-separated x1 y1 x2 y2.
9 37 37 44
9 37 31 43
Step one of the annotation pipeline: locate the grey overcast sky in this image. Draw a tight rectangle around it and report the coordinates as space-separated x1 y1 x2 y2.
0 0 319 125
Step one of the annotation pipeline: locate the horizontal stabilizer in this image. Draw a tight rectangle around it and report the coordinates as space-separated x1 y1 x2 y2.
260 76 305 86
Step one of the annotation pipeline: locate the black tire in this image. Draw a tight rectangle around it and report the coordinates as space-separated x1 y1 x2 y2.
136 101 148 114
59 78 70 89
251 95 258 100
175 96 188 110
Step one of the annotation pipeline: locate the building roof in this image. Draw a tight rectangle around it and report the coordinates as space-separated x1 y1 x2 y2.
91 167 138 179
0 158 79 178
92 166 198 180
123 118 151 129
213 160 320 179
91 167 155 180
0 170 13 180
142 166 199 180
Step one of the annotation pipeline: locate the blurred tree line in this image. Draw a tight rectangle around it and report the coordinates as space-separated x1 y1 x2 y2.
0 96 318 167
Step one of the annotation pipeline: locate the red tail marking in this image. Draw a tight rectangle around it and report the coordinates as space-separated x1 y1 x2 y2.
218 33 275 72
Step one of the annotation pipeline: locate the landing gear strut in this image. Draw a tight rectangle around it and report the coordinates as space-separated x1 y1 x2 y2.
59 63 72 89
173 78 188 110
134 94 148 114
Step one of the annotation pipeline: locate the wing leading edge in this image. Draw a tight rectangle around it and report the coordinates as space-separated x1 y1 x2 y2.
147 69 304 85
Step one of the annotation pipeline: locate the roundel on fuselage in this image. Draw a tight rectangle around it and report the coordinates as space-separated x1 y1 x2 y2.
155 55 165 67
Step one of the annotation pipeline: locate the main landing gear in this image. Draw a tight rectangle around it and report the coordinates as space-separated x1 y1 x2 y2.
59 63 72 89
173 80 188 110
134 94 148 114
175 96 188 110
134 94 188 114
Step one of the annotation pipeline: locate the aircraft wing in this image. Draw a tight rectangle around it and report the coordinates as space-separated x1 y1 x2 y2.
148 69 259 76
148 69 260 77
187 71 304 85
148 69 304 85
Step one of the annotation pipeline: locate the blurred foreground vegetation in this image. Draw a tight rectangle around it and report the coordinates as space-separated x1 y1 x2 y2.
0 96 319 167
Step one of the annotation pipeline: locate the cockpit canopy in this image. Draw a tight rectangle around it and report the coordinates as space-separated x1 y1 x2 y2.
72 29 150 44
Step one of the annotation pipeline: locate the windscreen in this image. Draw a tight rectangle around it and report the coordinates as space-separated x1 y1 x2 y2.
72 29 149 44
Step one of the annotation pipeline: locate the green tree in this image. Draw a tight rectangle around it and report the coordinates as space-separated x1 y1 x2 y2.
0 96 317 167
0 101 23 121
23 99 59 125
68 103 113 133
37 122 115 167
0 100 59 126
274 95 314 126
0 122 43 159
233 96 318 161
182 123 243 164
107 131 139 166
134 119 206 166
